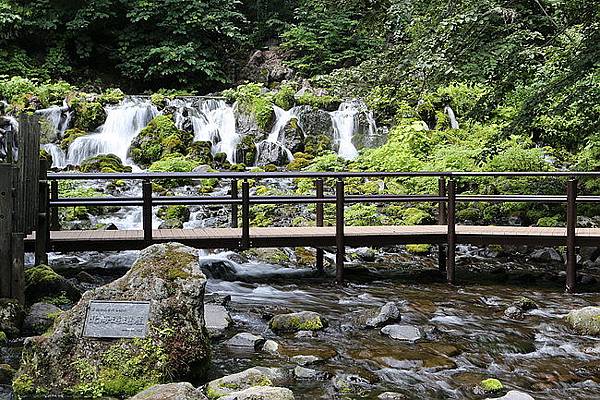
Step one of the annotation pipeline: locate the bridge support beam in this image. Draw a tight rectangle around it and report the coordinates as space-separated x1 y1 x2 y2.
566 178 577 293
438 177 447 273
335 179 345 283
0 164 15 299
142 180 153 243
315 178 324 274
35 162 49 266
231 179 238 228
241 180 250 250
446 179 456 284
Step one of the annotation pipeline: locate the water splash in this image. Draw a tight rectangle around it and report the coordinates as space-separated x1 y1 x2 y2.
257 105 299 163
330 101 361 160
444 105 459 129
43 143 67 168
67 97 157 165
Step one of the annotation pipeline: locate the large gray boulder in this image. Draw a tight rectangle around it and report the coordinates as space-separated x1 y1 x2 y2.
565 306 600 335
485 390 535 400
129 382 208 400
255 141 291 166
380 324 422 342
219 386 294 400
205 304 232 338
269 311 327 333
13 243 211 398
22 302 62 336
365 302 401 328
206 367 287 398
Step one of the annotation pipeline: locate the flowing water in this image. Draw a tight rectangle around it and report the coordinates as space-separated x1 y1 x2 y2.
331 101 362 160
445 106 459 130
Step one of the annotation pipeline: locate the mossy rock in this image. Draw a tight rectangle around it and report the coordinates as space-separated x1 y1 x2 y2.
0 299 23 338
205 367 286 399
187 141 214 165
565 306 600 336
130 115 194 167
97 88 125 105
157 206 191 224
236 135 257 166
479 378 503 393
73 101 106 132
269 311 327 332
148 154 200 188
24 265 81 305
80 154 132 173
406 244 431 254
60 128 87 151
213 152 231 169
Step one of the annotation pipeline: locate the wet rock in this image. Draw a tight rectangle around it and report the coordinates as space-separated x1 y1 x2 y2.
290 355 321 366
380 325 422 342
485 390 535 400
159 218 185 229
24 264 81 305
262 340 280 354
269 311 327 333
294 330 316 339
332 373 373 395
227 332 265 349
219 386 295 400
530 248 562 262
281 118 304 154
0 364 15 385
242 49 294 84
205 304 232 338
504 297 538 320
102 223 119 230
293 366 322 380
75 271 101 284
378 393 407 400
22 303 61 336
206 367 287 398
199 259 238 280
352 247 377 262
255 141 291 166
0 299 23 338
474 378 504 395
13 243 210 397
296 106 334 137
129 382 207 400
366 302 401 328
565 306 600 335
205 293 232 306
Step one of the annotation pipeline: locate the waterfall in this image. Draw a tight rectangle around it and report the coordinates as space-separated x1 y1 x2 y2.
444 105 459 129
330 101 360 160
43 144 67 168
37 101 73 139
262 105 299 162
170 98 238 163
67 97 157 165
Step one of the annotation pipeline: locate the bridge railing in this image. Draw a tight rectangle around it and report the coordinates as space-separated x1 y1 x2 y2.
40 171 600 292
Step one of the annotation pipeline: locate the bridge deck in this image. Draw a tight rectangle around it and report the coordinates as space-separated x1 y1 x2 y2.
24 225 600 252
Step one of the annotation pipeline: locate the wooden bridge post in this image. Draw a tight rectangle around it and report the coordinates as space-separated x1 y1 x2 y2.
446 179 456 284
35 159 49 266
335 179 345 283
438 177 447 272
315 178 324 273
142 179 153 243
241 180 250 250
231 179 238 228
566 178 578 293
50 179 60 231
0 164 15 298
11 233 25 304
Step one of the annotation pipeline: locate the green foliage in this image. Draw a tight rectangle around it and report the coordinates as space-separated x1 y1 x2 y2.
223 83 274 130
97 88 125 105
80 154 132 173
148 154 200 188
73 101 106 132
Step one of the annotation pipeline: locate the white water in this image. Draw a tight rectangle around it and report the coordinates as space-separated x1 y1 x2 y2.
330 101 360 160
37 101 73 139
68 97 157 165
445 105 459 129
260 105 299 163
43 143 67 168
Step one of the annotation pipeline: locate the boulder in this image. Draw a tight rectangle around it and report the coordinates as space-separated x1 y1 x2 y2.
290 355 322 366
0 364 15 385
565 306 600 335
205 367 287 398
129 382 208 400
22 303 61 336
204 304 232 338
241 49 294 84
332 373 373 395
280 118 304 154
199 259 238 280
365 302 401 328
530 248 562 262
378 393 407 400
381 325 422 342
269 311 327 333
13 243 210 398
227 333 265 349
255 141 291 166
24 264 81 305
485 390 535 400
262 340 280 355
219 386 294 400
293 366 322 380
0 299 23 338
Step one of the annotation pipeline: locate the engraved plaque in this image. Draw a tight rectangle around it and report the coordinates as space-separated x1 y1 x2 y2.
83 301 151 338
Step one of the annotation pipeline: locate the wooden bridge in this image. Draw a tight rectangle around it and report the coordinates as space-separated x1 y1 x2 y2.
17 170 600 294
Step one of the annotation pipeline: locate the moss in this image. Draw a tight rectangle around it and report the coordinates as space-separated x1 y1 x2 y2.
296 92 340 111
131 115 194 167
80 154 132 173
229 163 246 172
456 207 481 223
187 141 213 165
263 164 278 172
148 154 200 188
12 373 38 396
237 135 257 165
0 330 6 344
536 216 562 227
287 155 311 170
60 128 87 150
58 181 107 221
151 93 166 107
406 244 431 254
38 292 71 306
97 88 125 105
305 134 333 157
223 83 274 131
25 265 61 287
133 244 197 282
479 378 503 392
213 152 231 169
73 101 106 132
402 207 432 225
157 205 190 223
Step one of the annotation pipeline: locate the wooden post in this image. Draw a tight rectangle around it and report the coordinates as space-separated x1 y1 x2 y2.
11 233 25 304
446 179 456 284
438 177 447 272
0 164 14 298
335 179 345 283
566 178 578 293
142 180 153 242
50 179 60 231
241 180 250 250
231 179 238 228
315 178 324 273
35 163 49 265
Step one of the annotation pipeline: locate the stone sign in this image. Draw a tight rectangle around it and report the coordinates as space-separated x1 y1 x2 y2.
83 300 151 338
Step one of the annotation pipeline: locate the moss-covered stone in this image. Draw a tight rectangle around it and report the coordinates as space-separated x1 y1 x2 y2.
60 128 87 151
236 135 257 166
157 205 190 225
80 153 132 173
406 244 431 254
565 306 600 336
130 115 194 167
269 311 327 332
0 331 6 344
205 367 285 399
24 265 81 305
187 141 214 165
0 299 23 339
97 88 125 105
479 378 503 392
73 101 106 132
148 154 200 188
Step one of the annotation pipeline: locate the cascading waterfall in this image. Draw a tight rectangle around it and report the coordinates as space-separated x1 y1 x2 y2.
444 105 459 129
43 144 67 168
68 97 157 165
262 105 299 162
170 98 238 163
37 101 73 139
330 101 361 160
